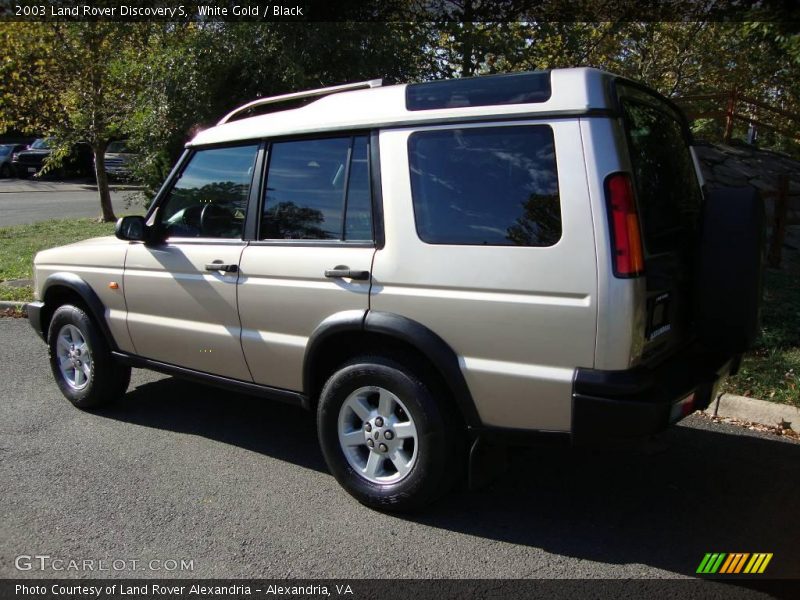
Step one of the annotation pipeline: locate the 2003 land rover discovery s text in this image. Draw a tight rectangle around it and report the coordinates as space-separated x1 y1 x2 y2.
28 69 764 510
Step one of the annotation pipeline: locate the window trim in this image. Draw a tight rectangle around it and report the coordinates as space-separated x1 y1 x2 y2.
255 131 377 245
145 141 263 242
406 122 563 248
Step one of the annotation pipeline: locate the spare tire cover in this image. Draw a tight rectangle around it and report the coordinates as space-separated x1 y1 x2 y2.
694 186 765 353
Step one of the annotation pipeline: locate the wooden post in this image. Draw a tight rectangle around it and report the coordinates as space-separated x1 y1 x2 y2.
723 89 737 144
767 173 790 268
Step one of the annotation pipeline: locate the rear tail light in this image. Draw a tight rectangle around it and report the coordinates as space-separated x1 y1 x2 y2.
605 172 645 278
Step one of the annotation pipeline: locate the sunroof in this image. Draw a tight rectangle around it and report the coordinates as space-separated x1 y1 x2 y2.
406 71 552 111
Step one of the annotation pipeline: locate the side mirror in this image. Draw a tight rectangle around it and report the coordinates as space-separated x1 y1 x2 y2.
115 215 147 241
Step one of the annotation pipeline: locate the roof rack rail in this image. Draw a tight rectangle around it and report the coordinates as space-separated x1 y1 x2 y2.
217 79 383 125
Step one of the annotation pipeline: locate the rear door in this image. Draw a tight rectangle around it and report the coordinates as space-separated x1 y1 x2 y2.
237 134 375 391
617 83 703 362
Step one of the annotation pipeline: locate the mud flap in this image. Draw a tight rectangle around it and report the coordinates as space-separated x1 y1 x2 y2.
468 435 509 490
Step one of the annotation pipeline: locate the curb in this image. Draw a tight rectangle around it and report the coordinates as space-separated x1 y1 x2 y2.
0 301 27 312
705 393 800 432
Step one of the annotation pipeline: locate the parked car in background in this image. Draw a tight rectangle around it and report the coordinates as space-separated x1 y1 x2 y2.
0 143 27 177
11 138 93 179
104 140 135 180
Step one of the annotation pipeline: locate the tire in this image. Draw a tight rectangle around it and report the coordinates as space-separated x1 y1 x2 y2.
47 304 131 409
317 356 464 511
694 186 765 353
0 164 10 178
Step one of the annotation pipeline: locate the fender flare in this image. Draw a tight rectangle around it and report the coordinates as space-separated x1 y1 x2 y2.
303 310 482 429
40 272 118 351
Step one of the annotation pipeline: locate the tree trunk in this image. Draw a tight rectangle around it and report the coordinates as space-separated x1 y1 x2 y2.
93 141 116 222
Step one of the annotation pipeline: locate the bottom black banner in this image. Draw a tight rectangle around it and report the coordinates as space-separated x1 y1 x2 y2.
2 579 799 600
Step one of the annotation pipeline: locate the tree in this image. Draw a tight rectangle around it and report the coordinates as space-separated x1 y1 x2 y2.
123 21 434 205
0 22 153 221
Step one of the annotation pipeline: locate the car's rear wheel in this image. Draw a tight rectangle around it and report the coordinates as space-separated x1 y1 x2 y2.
47 304 131 409
0 164 10 178
317 356 464 511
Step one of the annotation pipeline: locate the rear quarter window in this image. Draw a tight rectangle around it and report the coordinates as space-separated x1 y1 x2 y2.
408 125 561 247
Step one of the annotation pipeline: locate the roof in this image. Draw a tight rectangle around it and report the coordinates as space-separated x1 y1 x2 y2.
188 68 615 148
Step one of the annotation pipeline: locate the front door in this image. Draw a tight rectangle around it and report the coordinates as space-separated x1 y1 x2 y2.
124 143 261 381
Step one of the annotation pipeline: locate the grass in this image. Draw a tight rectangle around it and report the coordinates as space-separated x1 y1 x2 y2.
0 219 115 301
0 218 798 405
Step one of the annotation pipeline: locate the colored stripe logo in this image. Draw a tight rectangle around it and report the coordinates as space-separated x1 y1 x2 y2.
697 553 773 574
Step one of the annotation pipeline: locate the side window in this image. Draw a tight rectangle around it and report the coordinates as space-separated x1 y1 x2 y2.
159 144 259 239
261 135 372 241
408 125 561 246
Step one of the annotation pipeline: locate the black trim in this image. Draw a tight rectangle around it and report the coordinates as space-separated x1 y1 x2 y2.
243 142 266 241
363 311 482 428
302 310 367 396
26 300 45 341
112 351 307 409
368 130 385 248
340 136 354 240
40 273 118 350
302 310 482 428
571 345 735 442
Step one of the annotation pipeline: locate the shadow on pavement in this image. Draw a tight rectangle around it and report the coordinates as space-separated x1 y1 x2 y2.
96 376 325 473
97 375 800 580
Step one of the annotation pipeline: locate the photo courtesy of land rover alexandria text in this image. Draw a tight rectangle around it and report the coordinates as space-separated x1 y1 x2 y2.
28 69 764 510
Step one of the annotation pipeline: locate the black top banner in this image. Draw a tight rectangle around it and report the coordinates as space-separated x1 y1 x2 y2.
1 0 799 22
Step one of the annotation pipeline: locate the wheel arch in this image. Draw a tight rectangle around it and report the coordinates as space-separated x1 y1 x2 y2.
303 310 482 430
39 273 118 350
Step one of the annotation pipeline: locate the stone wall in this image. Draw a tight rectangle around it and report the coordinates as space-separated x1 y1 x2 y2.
694 142 800 224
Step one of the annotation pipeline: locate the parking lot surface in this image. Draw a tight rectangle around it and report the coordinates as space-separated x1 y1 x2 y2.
0 179 139 226
1 317 798 580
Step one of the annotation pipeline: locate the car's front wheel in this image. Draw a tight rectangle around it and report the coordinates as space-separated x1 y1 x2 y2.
47 304 131 409
317 356 464 511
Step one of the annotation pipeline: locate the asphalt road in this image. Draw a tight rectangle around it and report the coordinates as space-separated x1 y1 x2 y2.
1 317 799 583
0 178 141 226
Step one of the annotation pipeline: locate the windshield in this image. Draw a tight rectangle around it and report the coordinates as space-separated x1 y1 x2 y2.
30 138 53 150
107 141 130 153
0 146 13 156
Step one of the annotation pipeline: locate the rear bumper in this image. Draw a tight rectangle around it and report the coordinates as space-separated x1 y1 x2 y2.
571 345 737 442
27 301 45 341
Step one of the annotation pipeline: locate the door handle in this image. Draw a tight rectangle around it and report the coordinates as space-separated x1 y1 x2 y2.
205 262 238 273
324 267 370 281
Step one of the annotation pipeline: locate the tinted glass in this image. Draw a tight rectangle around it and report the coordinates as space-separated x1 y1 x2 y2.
159 144 258 239
406 72 551 111
344 136 372 241
262 136 371 241
408 126 561 246
622 101 702 254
